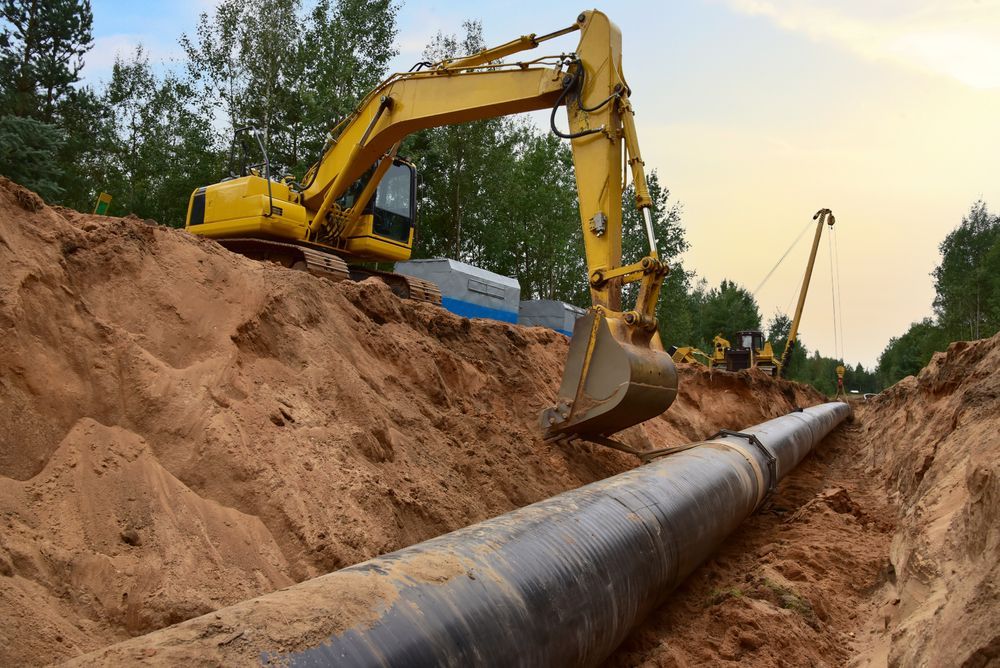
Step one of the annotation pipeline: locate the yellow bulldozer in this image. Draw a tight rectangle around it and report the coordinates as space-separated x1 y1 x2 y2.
184 10 678 443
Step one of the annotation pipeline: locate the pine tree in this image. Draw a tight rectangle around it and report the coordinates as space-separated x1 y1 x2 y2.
0 0 93 120
0 113 62 199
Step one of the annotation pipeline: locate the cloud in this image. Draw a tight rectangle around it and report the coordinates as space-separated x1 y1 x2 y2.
82 34 184 84
721 0 1000 88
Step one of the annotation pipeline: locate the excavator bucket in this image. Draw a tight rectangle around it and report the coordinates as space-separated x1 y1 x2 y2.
541 309 678 439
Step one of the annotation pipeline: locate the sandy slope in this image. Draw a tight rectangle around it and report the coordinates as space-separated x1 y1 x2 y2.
0 179 821 665
852 335 1000 667
607 334 1000 668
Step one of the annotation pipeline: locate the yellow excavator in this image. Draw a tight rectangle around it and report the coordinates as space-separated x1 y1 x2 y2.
184 10 678 442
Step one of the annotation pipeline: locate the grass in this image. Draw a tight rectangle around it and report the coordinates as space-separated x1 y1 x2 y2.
762 578 818 626
708 586 744 606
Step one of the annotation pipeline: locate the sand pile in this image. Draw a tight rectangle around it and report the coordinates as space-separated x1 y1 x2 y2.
0 179 822 665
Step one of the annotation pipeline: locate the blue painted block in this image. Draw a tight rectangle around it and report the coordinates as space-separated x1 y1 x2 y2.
441 297 518 324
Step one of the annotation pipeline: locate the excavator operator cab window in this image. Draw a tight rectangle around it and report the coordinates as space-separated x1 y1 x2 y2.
740 333 755 349
372 161 416 244
336 159 416 245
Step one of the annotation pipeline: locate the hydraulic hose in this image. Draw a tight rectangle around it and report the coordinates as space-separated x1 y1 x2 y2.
550 68 606 140
69 403 850 667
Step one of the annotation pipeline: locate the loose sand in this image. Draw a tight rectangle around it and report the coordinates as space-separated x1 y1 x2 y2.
1 178 994 666
0 178 819 665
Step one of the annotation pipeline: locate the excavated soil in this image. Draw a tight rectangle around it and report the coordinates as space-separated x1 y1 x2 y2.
0 178 821 665
1 177 995 666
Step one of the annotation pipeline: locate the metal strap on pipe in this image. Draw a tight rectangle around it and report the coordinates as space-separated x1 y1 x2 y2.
701 438 768 508
70 402 851 667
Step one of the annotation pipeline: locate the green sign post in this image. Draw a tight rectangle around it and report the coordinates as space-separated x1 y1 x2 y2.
93 192 112 215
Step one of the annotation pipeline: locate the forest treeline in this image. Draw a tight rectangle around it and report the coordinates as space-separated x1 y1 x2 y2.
875 200 1000 386
5 0 974 397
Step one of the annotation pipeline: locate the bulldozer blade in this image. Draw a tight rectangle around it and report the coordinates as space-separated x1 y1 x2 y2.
541 310 678 438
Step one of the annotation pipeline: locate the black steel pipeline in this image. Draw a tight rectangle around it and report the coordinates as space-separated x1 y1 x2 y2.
71 403 850 667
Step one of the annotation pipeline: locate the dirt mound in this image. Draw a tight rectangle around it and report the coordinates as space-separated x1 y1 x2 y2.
0 179 822 665
851 334 1000 667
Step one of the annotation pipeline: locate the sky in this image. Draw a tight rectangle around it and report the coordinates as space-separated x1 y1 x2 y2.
86 0 1000 368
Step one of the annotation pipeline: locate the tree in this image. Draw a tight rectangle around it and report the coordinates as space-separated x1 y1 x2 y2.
656 262 696 347
0 0 93 120
848 362 878 394
617 170 692 344
0 114 62 199
299 0 398 163
691 279 762 349
0 0 94 205
180 0 398 177
405 21 514 261
52 86 107 209
477 127 585 302
875 199 1000 389
94 48 219 225
765 311 807 376
875 318 950 387
932 200 1000 340
983 236 1000 325
621 171 686 263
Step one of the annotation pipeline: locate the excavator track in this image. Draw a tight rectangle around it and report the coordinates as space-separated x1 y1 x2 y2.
349 267 442 304
216 238 442 305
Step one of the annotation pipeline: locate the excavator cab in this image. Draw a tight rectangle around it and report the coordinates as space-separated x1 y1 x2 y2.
739 330 764 351
187 128 417 265
336 158 417 261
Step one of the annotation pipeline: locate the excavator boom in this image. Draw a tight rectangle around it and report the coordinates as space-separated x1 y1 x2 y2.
185 10 678 441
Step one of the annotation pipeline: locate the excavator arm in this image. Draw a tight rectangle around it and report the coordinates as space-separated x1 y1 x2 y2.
189 10 678 440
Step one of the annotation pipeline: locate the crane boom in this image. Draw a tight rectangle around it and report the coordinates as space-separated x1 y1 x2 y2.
778 208 836 374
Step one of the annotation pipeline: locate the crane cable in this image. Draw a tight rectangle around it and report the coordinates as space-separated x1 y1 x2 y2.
828 232 838 361
832 227 845 361
751 218 814 298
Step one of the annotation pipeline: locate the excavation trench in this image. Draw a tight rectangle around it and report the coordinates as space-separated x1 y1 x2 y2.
1 182 996 667
69 404 850 665
610 411 895 667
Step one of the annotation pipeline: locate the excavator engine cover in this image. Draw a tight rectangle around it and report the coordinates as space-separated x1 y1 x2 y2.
542 310 678 438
